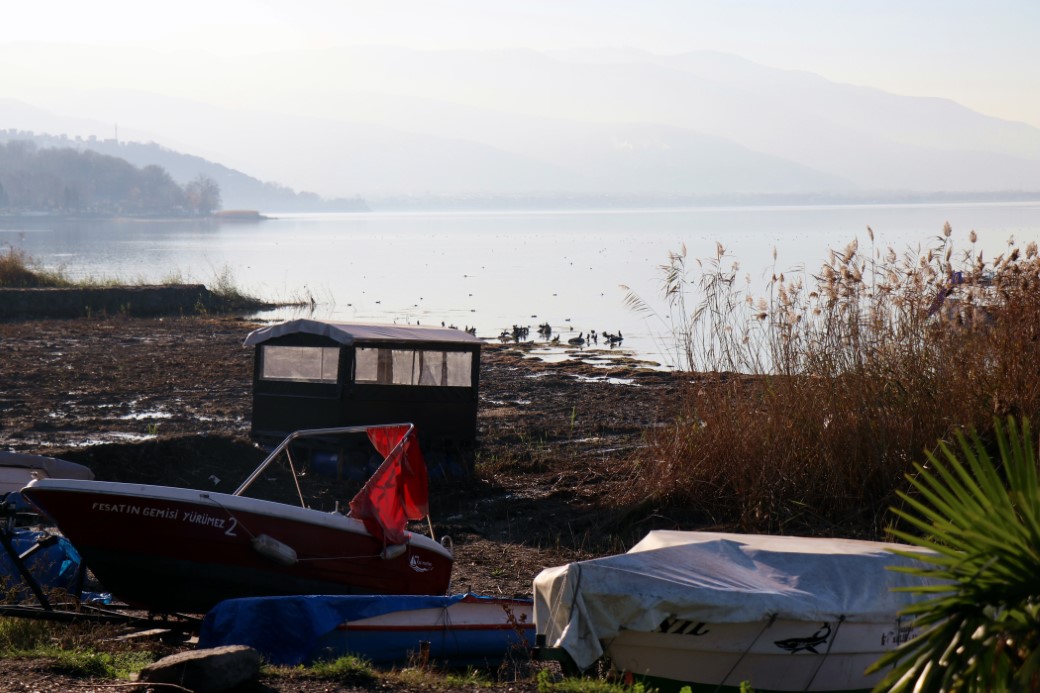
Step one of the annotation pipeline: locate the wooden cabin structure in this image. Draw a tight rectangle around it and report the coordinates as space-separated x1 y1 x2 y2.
245 320 482 478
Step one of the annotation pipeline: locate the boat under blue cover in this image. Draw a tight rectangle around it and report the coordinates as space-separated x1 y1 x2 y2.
199 593 534 666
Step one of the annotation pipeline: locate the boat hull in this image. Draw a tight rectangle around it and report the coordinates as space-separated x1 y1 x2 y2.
603 617 916 692
534 531 934 693
200 594 533 666
319 595 533 665
22 480 453 613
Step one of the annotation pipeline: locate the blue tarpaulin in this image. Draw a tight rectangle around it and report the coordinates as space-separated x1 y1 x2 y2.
200 594 470 665
199 594 533 666
0 527 83 601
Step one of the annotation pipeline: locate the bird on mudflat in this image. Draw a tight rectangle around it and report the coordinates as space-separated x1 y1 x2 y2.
567 332 586 346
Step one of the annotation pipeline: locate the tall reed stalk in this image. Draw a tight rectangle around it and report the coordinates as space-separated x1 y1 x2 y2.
624 227 1040 536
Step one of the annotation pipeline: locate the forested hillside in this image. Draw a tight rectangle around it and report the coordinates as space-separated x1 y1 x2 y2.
0 129 370 212
0 140 219 216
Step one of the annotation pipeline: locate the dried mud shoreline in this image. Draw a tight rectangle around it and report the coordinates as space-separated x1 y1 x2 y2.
0 314 690 691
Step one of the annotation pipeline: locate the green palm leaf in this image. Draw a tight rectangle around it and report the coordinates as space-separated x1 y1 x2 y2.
870 417 1040 692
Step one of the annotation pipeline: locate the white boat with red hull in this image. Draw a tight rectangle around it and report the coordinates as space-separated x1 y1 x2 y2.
22 424 452 614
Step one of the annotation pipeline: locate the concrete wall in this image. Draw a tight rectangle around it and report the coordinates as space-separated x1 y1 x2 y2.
0 284 223 319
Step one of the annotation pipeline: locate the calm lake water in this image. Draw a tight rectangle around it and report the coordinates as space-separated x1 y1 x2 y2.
3 202 1039 368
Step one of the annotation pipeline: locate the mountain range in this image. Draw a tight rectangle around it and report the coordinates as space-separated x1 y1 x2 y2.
2 45 1039 209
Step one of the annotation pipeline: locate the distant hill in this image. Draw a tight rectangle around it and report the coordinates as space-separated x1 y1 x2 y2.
81 137 369 213
0 125 368 213
0 139 201 216
3 45 1040 207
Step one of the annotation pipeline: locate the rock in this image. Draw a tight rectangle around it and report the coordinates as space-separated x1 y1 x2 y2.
137 645 261 692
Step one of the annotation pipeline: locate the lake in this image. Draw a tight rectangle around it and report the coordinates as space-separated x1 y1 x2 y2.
2 201 1038 368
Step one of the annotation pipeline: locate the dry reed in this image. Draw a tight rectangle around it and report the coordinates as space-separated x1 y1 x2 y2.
0 246 71 288
624 227 1040 537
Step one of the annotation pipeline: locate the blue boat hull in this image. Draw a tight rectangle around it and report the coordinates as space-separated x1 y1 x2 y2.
200 593 533 666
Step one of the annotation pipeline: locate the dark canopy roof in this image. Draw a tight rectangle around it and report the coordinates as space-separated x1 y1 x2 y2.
244 319 483 347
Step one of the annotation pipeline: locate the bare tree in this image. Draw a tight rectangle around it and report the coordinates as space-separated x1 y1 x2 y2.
185 174 222 215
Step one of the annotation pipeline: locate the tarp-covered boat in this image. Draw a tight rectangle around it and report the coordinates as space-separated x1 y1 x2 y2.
22 424 453 614
0 527 86 603
199 593 533 666
534 530 935 693
0 453 104 607
0 452 94 499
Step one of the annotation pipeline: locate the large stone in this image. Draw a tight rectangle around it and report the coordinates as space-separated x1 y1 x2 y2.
137 645 261 693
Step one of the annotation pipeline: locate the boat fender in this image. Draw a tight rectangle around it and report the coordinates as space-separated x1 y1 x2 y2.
252 534 298 566
381 544 407 560
440 535 453 554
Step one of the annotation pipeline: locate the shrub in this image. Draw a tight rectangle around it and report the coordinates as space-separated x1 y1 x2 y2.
0 617 53 653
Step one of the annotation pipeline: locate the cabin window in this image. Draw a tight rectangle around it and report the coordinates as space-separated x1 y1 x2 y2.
443 351 472 386
354 347 472 387
260 346 339 383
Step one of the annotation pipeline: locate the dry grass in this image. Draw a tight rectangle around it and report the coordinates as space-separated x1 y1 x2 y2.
0 248 268 312
0 246 72 287
624 226 1040 537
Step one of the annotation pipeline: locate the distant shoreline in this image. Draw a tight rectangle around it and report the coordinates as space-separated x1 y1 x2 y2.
1 192 1038 220
0 210 273 224
362 190 1040 213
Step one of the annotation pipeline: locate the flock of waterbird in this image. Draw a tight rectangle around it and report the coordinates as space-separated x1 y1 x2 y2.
425 321 626 348
492 322 623 348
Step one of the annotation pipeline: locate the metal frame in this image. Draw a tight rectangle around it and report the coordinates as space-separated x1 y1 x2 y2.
233 422 416 505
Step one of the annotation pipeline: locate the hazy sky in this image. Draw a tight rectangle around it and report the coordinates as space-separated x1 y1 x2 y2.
2 0 1039 129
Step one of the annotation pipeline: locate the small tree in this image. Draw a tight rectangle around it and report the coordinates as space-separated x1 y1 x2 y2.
870 417 1040 692
184 174 221 215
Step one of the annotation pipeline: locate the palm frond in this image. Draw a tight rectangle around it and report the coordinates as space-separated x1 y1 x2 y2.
870 417 1040 692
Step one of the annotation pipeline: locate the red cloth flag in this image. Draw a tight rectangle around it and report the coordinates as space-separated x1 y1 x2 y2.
348 425 430 545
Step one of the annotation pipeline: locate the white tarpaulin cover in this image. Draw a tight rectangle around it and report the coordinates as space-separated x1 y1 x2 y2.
0 452 95 499
244 319 482 347
533 530 935 670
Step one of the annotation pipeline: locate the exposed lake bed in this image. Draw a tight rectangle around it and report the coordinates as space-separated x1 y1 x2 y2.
0 313 686 587
0 312 692 689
